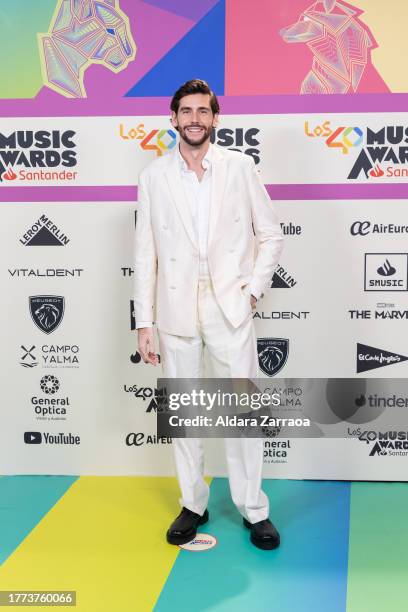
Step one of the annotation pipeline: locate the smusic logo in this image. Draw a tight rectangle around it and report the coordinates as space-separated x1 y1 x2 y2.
364 253 408 291
29 295 65 334
356 342 408 373
257 338 289 377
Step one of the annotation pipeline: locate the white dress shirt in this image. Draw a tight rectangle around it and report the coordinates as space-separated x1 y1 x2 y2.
178 143 212 279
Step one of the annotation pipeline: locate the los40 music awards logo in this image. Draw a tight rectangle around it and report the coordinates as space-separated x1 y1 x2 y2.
119 123 261 163
0 130 78 183
304 120 408 180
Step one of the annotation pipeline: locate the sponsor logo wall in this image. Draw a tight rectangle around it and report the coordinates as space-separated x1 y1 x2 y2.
1 118 408 480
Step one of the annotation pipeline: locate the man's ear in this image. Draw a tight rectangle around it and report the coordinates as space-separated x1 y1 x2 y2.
212 113 219 128
170 111 178 128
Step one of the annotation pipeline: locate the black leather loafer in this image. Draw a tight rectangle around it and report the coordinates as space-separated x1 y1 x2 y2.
243 517 280 550
166 507 209 545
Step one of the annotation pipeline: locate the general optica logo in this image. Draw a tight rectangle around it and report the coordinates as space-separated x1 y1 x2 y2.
119 123 177 156
304 121 408 180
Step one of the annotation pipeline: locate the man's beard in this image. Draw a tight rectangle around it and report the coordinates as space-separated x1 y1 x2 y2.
178 124 212 147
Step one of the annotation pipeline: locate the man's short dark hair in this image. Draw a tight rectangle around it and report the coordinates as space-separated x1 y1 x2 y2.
170 79 220 115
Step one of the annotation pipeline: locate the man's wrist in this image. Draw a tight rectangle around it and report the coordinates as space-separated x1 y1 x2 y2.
135 321 153 329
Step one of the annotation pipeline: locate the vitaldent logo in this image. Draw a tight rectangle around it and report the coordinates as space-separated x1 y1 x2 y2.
304 121 408 180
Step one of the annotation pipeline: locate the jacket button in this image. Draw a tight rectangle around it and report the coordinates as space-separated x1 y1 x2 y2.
229 248 235 253
162 224 168 230
170 285 176 289
235 217 240 222
170 257 176 261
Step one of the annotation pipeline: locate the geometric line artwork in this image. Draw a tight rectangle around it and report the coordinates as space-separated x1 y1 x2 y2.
38 0 136 98
280 0 377 94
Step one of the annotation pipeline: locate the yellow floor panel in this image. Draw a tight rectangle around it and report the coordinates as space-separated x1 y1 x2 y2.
0 476 208 611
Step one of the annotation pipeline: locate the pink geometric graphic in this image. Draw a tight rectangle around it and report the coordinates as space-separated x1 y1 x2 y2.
225 0 389 95
38 0 136 98
280 0 377 94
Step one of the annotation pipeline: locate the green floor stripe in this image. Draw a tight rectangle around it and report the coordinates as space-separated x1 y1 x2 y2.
347 481 408 611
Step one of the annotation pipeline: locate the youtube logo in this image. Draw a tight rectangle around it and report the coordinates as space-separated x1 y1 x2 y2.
24 431 42 444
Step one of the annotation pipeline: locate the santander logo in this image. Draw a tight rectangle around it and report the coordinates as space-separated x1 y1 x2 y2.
1 166 17 181
369 164 384 178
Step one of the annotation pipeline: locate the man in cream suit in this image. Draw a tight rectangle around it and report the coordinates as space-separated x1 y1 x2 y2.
134 79 284 550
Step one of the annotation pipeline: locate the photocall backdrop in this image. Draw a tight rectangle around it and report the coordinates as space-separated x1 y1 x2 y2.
1 0 408 480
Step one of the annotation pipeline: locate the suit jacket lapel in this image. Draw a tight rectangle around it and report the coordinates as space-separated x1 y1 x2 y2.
164 149 198 250
208 145 227 249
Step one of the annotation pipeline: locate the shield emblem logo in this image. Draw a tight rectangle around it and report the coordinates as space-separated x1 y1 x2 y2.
29 295 65 334
257 337 289 376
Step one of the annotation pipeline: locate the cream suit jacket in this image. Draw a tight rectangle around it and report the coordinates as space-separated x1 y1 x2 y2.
133 144 284 337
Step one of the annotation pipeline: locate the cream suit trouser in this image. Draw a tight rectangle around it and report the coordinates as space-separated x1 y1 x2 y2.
157 276 269 524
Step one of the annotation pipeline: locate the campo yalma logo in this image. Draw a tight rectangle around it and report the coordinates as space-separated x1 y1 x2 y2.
20 345 38 368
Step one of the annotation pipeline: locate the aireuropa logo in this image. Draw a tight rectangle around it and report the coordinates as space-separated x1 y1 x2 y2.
119 123 177 156
356 343 408 373
20 214 70 246
257 338 289 377
29 296 65 334
350 220 408 237
304 121 408 180
125 432 172 446
364 253 408 291
0 130 78 183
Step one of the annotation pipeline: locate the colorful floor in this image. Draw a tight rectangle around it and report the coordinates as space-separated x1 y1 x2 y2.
0 477 407 611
